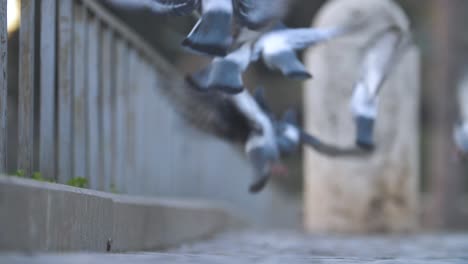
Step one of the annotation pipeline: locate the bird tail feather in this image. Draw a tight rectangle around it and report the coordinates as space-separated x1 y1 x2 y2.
182 11 233 56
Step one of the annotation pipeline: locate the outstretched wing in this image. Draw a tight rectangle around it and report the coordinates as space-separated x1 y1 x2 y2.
105 0 199 16
454 72 468 154
282 26 351 51
233 0 290 29
358 26 406 98
300 131 373 157
457 72 468 124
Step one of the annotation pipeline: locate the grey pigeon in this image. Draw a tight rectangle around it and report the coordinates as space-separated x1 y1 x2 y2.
350 26 406 150
251 23 362 80
187 41 253 94
252 88 373 157
454 123 468 158
232 0 291 30
182 0 234 56
171 80 371 193
454 73 468 158
104 0 199 15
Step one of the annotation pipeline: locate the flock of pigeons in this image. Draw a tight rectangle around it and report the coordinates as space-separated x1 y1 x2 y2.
104 0 468 193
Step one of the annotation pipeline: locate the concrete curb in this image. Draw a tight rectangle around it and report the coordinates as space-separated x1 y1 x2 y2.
0 175 232 252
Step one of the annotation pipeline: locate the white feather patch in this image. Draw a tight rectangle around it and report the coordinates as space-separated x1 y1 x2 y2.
202 0 232 12
283 124 300 144
350 82 378 119
230 91 277 153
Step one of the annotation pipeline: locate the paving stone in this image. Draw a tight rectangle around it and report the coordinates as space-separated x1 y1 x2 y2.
2 231 467 263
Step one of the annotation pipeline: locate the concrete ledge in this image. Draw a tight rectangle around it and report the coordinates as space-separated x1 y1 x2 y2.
0 176 232 252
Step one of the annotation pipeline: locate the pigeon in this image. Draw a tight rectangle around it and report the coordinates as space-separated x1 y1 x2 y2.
252 88 373 157
187 41 253 94
232 0 291 30
103 0 199 16
251 22 362 80
454 73 468 159
168 77 372 193
182 0 234 56
242 87 369 193
454 122 468 159
350 26 407 150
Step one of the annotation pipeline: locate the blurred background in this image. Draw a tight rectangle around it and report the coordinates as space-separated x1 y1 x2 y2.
4 0 468 230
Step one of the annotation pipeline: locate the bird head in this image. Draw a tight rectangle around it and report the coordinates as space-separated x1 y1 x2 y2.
245 87 289 193
246 133 286 193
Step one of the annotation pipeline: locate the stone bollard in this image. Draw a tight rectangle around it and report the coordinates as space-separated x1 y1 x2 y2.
303 0 420 233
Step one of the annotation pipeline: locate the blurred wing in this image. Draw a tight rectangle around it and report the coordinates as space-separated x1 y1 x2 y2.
225 41 253 70
284 18 367 50
359 26 405 98
253 87 271 114
233 0 290 29
300 131 372 157
454 123 468 153
282 27 349 50
457 73 468 123
105 0 199 15
282 108 298 126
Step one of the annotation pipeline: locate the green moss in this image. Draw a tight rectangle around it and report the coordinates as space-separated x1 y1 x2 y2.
31 172 55 183
14 169 26 177
67 177 88 188
110 184 119 194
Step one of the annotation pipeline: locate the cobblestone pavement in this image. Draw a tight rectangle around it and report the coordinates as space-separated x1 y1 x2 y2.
2 230 468 263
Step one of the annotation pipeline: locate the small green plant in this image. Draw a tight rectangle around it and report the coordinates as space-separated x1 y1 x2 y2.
31 172 55 183
14 169 26 177
67 177 88 188
110 184 119 194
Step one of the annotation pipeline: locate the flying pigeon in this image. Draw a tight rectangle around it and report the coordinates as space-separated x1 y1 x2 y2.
454 73 468 159
252 88 373 157
172 78 373 193
251 22 362 80
232 0 291 30
104 0 199 16
350 26 406 150
454 123 468 159
187 41 253 94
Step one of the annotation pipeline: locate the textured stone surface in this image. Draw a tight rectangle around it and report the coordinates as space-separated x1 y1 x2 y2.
303 0 420 233
1 231 467 263
0 176 231 252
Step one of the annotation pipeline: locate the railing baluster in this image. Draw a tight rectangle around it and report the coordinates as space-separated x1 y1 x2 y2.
124 49 137 193
57 0 74 183
0 0 7 173
18 0 36 177
72 3 87 181
100 26 114 191
114 39 128 193
86 14 101 189
39 0 58 180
